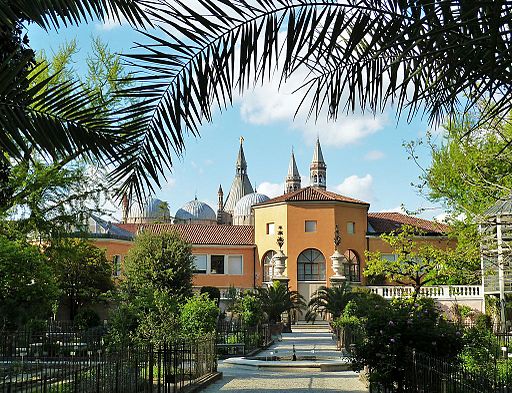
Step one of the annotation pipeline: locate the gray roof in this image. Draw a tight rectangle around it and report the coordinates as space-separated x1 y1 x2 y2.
485 194 512 217
224 140 254 212
129 198 170 221
175 198 217 221
234 192 270 217
312 137 325 164
90 215 134 239
287 150 301 180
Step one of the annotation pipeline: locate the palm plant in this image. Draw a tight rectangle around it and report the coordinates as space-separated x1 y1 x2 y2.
121 0 512 197
256 281 305 323
306 282 354 322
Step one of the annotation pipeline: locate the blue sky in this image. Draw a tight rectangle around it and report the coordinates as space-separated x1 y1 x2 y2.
27 18 446 221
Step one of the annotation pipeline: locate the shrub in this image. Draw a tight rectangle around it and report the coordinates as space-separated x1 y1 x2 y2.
200 286 221 304
180 293 219 337
234 292 264 326
351 297 463 389
74 308 101 331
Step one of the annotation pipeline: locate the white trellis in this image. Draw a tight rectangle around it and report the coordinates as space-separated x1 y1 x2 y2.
480 195 512 329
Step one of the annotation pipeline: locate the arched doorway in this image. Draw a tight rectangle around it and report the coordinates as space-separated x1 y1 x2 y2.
262 250 276 283
297 249 326 318
344 249 361 282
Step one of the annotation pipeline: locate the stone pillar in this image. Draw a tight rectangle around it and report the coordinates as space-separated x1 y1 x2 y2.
330 250 347 287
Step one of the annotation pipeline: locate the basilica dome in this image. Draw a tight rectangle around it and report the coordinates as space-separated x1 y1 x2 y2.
127 198 170 223
175 198 216 223
233 192 270 225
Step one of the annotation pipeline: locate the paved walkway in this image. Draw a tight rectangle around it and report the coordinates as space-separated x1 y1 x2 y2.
203 326 368 392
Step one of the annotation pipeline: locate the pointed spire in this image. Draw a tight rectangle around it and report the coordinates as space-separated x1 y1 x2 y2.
218 184 223 194
288 150 300 178
310 137 326 189
236 136 247 174
312 137 325 164
285 148 301 194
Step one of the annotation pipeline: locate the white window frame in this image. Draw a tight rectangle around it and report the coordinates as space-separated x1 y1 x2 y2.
347 221 356 234
266 222 275 235
227 255 243 275
305 220 317 233
193 254 207 274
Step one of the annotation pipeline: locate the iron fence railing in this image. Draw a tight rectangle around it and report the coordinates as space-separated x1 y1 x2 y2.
216 321 271 357
0 331 217 393
369 350 512 393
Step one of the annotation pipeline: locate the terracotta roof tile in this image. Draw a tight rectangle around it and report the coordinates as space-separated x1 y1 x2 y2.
255 186 369 206
115 223 254 246
367 212 450 235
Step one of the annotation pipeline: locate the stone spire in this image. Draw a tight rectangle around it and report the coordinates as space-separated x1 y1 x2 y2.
285 149 301 194
121 193 129 223
310 137 326 189
217 184 224 224
224 137 254 215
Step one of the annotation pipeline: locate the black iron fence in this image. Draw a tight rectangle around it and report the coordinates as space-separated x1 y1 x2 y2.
369 350 512 393
0 330 217 393
216 321 271 357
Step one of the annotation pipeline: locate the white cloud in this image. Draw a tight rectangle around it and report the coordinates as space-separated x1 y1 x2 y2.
257 182 284 198
96 16 126 31
380 205 407 214
335 174 374 202
364 150 385 161
236 32 387 147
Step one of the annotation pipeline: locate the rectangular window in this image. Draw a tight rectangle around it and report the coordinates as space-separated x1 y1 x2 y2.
193 254 207 274
266 222 275 235
227 255 243 275
382 254 397 262
210 255 225 274
305 220 317 232
347 221 355 234
112 255 121 277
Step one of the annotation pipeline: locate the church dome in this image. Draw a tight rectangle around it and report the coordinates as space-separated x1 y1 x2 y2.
175 198 216 222
234 192 270 218
127 198 170 223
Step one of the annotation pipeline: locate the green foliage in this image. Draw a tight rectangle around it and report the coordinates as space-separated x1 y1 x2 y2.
0 236 58 330
46 239 113 320
365 225 453 294
461 324 500 378
73 308 101 331
351 297 463 389
105 302 139 346
306 282 354 322
135 290 180 345
124 232 194 300
180 293 219 338
256 281 305 323
234 292 264 327
200 286 221 304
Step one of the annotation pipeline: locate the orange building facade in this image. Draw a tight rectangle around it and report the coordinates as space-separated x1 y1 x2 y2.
88 138 452 305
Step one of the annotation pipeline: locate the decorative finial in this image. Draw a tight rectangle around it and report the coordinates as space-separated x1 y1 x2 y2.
334 224 341 249
277 225 284 250
240 136 244 145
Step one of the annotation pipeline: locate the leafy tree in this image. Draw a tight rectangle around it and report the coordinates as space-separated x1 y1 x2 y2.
46 239 113 320
0 236 58 330
365 225 454 296
180 293 219 338
306 282 355 322
123 231 194 300
233 291 265 326
256 281 305 323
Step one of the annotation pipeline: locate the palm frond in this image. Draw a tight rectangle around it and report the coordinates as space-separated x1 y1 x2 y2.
0 54 122 164
2 0 150 30
115 0 512 198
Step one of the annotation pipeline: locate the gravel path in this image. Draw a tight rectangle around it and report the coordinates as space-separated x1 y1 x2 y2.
203 326 368 392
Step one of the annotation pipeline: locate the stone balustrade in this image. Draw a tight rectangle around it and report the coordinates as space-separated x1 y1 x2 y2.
366 285 483 300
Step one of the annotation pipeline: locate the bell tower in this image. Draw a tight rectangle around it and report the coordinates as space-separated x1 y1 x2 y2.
285 149 301 193
310 137 326 189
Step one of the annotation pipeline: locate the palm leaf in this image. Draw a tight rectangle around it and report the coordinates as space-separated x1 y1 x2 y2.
114 0 512 199
0 54 123 164
1 0 150 30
